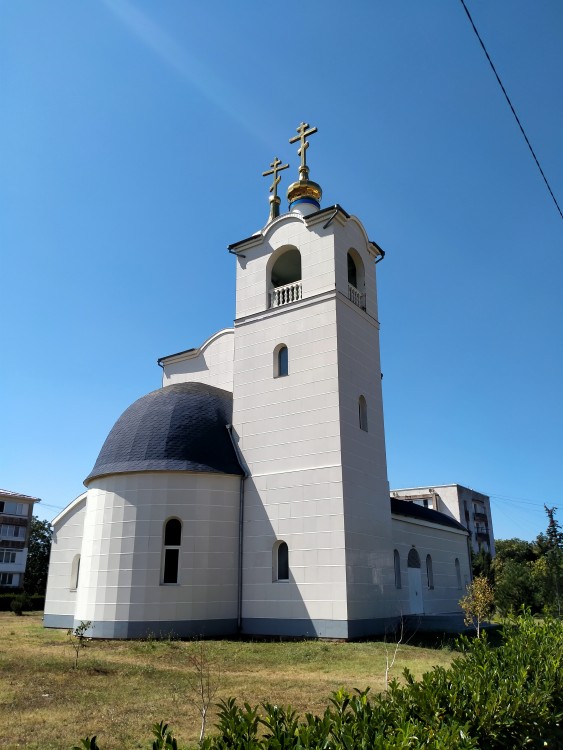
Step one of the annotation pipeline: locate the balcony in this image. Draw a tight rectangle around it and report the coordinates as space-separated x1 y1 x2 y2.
270 281 302 308
475 528 490 545
348 283 366 310
474 511 488 523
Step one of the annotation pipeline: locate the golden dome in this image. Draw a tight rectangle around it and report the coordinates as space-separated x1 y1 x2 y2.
287 178 322 209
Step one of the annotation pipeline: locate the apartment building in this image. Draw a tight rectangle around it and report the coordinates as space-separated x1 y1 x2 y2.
0 489 40 588
391 484 495 556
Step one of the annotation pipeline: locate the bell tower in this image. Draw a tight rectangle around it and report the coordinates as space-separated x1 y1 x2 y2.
230 124 396 638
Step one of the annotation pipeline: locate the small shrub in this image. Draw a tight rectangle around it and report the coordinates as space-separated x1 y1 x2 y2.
10 598 24 616
67 620 92 668
10 593 32 616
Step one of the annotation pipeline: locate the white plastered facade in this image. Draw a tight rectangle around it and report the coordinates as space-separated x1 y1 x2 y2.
159 328 234 393
44 202 474 638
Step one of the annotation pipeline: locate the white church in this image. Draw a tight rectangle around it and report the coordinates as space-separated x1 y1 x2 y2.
44 124 473 639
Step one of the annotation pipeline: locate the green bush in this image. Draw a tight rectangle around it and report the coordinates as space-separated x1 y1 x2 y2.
9 593 34 616
10 597 24 616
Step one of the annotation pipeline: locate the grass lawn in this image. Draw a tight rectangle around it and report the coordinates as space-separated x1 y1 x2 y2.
0 612 456 750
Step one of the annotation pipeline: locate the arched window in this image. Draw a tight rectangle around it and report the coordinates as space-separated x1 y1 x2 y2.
347 249 366 310
274 344 289 377
394 549 402 589
70 554 81 591
407 548 421 569
269 248 302 308
426 554 434 589
359 395 368 431
455 558 462 589
273 540 289 582
162 518 182 584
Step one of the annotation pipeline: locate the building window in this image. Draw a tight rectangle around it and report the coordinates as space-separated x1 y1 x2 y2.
162 518 182 584
274 344 289 378
358 395 368 431
0 501 26 515
0 525 25 539
426 554 434 589
0 549 16 564
394 549 402 589
273 540 289 582
70 554 81 591
0 572 18 586
455 558 462 589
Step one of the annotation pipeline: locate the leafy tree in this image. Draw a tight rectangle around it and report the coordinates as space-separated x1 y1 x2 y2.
538 505 563 616
494 538 538 565
471 547 493 582
494 558 539 615
23 517 52 595
459 575 495 637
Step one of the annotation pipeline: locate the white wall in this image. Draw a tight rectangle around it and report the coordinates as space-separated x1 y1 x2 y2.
234 296 349 631
72 472 240 636
44 494 87 624
161 328 234 393
391 517 471 615
233 210 393 635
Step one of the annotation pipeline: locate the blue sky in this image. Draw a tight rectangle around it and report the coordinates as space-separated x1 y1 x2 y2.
1 1 562 541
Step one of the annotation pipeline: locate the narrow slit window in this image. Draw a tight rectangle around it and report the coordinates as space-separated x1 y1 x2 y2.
274 344 289 378
426 555 434 589
70 554 81 591
278 346 288 377
274 541 289 581
359 395 368 431
163 518 182 584
394 549 401 589
455 558 462 589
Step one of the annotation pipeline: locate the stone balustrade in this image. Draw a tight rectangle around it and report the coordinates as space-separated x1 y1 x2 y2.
348 283 366 310
270 281 302 308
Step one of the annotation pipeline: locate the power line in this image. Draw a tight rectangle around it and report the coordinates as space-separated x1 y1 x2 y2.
489 493 547 508
459 0 563 221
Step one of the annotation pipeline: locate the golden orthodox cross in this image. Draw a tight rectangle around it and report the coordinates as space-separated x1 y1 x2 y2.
289 122 317 179
263 156 290 198
263 156 289 221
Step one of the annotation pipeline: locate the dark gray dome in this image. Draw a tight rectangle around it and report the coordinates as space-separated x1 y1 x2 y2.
85 382 243 483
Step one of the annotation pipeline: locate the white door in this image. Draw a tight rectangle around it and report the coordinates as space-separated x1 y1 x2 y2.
408 566 424 614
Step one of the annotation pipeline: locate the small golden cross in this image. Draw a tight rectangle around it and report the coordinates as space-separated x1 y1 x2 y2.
263 156 289 221
263 156 290 198
289 121 318 178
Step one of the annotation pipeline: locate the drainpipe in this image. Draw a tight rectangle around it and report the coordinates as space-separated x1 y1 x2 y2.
226 425 249 634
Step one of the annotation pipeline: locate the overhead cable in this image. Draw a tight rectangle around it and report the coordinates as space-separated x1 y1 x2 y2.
459 0 563 221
